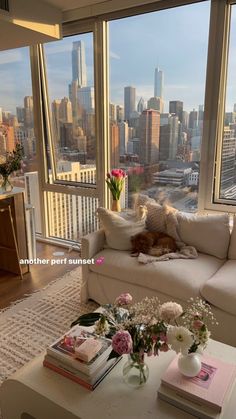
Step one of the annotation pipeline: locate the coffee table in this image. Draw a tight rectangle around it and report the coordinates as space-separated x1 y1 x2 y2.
1 339 236 419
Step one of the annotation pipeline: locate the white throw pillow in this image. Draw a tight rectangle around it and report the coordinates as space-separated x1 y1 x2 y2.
228 216 236 259
177 213 230 259
97 207 146 250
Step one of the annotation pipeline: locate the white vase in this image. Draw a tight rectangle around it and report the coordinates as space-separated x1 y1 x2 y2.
178 353 202 377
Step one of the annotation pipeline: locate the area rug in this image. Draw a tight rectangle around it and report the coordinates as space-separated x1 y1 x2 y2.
0 267 98 385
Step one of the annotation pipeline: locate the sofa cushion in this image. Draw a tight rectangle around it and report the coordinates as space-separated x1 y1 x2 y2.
97 207 145 251
177 213 230 259
228 216 236 259
200 260 236 316
145 202 166 233
90 249 224 301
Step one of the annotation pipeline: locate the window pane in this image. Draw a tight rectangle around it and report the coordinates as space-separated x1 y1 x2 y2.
218 5 236 202
0 47 42 233
46 191 99 241
109 2 210 211
44 33 96 184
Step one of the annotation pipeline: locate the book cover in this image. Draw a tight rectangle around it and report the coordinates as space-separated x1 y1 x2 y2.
161 355 236 412
43 356 121 391
47 325 112 375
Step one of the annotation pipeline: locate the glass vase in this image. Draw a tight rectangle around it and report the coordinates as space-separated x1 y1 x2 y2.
111 199 121 212
1 176 12 193
178 352 202 377
122 353 149 387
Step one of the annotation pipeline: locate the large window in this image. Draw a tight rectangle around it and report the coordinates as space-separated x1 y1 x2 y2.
109 2 210 211
0 47 42 233
44 33 96 185
216 4 236 203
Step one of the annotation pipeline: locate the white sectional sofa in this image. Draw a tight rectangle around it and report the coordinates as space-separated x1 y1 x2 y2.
81 204 236 347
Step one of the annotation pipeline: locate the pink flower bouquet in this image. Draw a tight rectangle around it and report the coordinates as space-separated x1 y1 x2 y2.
105 168 126 201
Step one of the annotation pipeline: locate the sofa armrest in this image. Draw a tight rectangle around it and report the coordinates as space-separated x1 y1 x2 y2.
81 229 105 303
81 229 105 259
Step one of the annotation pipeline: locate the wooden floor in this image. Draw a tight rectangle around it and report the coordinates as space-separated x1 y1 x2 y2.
0 242 80 310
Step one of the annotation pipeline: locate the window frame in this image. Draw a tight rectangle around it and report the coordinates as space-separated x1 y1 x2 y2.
199 0 236 213
30 19 110 239
29 0 236 244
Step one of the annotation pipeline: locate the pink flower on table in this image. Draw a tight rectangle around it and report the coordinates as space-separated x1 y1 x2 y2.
115 293 133 306
159 302 183 322
112 330 133 355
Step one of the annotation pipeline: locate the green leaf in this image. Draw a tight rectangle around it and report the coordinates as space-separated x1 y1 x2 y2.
70 312 101 328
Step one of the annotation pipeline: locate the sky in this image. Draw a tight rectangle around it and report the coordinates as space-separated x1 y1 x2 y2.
0 1 236 115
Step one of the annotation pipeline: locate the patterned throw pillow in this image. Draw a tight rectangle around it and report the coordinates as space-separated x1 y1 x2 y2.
145 202 166 233
163 204 182 242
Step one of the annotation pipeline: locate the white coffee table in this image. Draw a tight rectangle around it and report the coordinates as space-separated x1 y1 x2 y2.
1 339 236 419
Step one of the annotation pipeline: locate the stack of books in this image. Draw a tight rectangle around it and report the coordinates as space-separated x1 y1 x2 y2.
43 325 120 390
158 355 236 419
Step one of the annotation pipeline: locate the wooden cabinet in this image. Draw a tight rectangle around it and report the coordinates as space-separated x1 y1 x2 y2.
0 188 29 278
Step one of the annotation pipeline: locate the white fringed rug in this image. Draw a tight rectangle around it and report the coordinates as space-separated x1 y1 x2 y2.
0 267 98 385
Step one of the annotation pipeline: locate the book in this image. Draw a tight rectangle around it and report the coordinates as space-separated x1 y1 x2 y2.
47 325 112 375
158 384 221 419
44 354 118 384
43 356 121 391
160 355 236 412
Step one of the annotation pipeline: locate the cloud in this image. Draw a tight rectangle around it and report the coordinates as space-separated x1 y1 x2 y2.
110 51 120 60
0 50 22 65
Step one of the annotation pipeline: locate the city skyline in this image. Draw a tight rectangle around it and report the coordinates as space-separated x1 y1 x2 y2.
1 2 236 114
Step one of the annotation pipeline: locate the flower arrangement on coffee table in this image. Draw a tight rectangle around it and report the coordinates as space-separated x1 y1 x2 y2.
72 295 217 386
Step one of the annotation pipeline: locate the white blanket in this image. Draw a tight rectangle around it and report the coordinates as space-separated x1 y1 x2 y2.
138 245 198 264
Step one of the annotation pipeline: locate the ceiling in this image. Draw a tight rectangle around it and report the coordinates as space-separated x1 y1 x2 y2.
43 0 108 12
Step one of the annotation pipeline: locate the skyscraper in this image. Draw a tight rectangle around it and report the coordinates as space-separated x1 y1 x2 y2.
189 109 198 129
169 101 183 123
220 126 236 192
119 121 129 155
72 41 87 88
154 67 164 98
147 96 164 113
78 87 95 112
124 86 136 121
24 96 34 128
140 109 160 164
137 97 145 113
59 97 72 123
159 114 179 161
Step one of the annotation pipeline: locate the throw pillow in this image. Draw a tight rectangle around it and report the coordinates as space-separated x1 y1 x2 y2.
228 216 236 259
97 207 146 251
177 212 230 259
163 204 182 242
133 193 155 210
145 201 166 233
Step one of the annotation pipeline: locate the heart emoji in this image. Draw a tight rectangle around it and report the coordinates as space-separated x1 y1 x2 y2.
96 256 105 265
